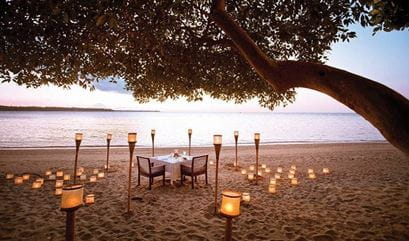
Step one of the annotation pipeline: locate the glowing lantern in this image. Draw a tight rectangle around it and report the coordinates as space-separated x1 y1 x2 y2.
56 170 64 177
220 191 241 217
14 177 23 185
241 192 250 203
85 194 95 204
61 185 84 210
268 184 276 193
56 180 64 188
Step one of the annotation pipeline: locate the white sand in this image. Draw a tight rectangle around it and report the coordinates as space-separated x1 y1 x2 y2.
0 142 408 241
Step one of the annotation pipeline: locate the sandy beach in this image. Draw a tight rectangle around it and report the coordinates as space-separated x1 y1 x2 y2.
1 142 408 241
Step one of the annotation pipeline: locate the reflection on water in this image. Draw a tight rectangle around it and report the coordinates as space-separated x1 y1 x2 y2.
0 111 384 148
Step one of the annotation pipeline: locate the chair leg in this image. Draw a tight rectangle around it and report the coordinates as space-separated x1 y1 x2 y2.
137 172 140 186
180 174 183 185
162 173 165 186
205 172 208 184
149 177 152 190
195 176 197 182
191 176 194 189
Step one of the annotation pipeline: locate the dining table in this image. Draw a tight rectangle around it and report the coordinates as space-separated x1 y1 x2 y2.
151 154 192 185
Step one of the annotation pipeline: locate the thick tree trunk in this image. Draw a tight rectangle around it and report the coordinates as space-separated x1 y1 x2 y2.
211 1 409 155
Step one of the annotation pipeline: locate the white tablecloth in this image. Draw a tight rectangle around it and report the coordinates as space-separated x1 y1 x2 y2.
152 155 192 184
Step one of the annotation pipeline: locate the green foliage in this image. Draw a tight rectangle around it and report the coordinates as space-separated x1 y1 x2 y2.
352 0 409 33
2 0 404 109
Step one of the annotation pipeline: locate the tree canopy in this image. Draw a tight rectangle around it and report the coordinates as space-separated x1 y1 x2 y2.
2 0 407 109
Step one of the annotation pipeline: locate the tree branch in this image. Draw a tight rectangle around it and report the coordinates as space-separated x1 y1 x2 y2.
210 0 409 154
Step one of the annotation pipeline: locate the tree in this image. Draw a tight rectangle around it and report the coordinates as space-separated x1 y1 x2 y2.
1 0 408 154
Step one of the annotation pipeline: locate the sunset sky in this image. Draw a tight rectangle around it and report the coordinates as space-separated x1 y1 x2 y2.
1 25 408 112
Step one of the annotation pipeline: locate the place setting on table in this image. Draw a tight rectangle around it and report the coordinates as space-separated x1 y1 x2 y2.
150 149 193 185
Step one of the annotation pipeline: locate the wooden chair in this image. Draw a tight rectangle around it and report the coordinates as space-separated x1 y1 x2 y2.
180 155 208 189
137 156 165 190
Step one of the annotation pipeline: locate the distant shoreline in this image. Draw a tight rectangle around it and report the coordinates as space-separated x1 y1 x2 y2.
0 140 387 151
0 105 159 112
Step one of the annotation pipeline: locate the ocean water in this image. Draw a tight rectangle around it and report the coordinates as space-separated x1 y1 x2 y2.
0 111 384 148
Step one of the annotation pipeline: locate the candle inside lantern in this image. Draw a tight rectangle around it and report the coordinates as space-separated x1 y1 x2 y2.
36 178 44 185
241 169 247 175
188 129 192 135
323 168 330 174
49 174 56 180
93 169 99 175
241 192 250 203
55 180 64 188
107 133 112 140
76 167 84 176
274 173 281 179
308 168 314 174
97 172 104 178
14 176 23 185
55 188 62 195
6 173 14 179
75 133 83 141
209 160 214 165
270 178 276 185
90 175 97 182
291 178 299 185
131 162 135 167
45 170 52 176
151 129 155 135
128 133 137 143
56 170 63 177
288 173 294 179
23 174 30 180
290 165 296 170
61 184 84 210
268 184 276 193
265 168 271 173
248 173 254 180
254 133 260 140
85 194 95 204
234 131 239 137
80 174 87 181
213 135 222 145
220 191 241 217
32 181 42 189
249 165 255 171
63 174 70 181
289 169 296 175
309 173 316 179
261 164 267 169
277 167 283 173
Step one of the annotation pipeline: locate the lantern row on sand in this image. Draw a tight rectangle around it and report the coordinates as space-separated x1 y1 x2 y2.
240 164 331 195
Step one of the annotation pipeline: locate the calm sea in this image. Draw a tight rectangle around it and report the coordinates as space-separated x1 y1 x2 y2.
0 111 384 148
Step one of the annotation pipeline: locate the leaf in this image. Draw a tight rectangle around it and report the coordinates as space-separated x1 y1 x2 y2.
96 15 107 27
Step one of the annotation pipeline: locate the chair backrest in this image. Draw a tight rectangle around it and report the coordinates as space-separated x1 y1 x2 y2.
192 155 208 171
137 156 151 174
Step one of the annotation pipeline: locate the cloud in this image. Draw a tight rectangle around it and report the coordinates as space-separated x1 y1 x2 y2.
93 78 130 94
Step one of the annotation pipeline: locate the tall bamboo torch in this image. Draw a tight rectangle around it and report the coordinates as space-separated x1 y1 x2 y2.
254 133 260 185
73 133 83 184
106 133 112 172
234 131 239 169
127 133 137 213
188 128 192 155
213 134 222 214
151 129 155 156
